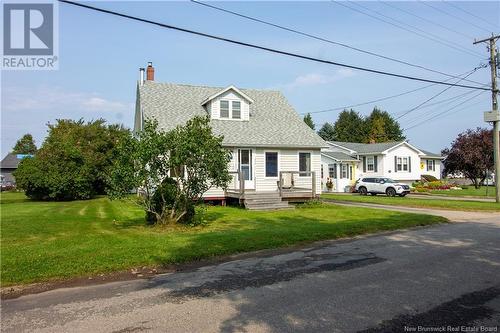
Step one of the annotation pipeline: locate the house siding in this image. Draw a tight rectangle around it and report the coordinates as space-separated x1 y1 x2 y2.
202 147 321 198
210 91 250 121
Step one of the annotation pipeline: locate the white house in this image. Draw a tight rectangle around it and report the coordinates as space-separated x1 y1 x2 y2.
321 140 443 192
134 63 327 209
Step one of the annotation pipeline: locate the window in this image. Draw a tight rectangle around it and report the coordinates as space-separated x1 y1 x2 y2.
220 100 229 118
341 164 348 178
403 157 408 171
232 101 241 119
329 164 337 178
299 152 311 176
265 152 278 177
427 159 435 171
367 156 374 171
397 157 402 171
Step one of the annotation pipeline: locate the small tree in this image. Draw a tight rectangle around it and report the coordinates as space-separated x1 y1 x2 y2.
12 134 37 154
108 116 231 224
303 113 315 130
442 127 494 189
317 122 336 141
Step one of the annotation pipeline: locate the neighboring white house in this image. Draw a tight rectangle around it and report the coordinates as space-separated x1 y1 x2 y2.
321 140 443 192
134 63 327 209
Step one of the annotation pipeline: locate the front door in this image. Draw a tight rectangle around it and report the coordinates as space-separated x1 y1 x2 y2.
238 149 255 189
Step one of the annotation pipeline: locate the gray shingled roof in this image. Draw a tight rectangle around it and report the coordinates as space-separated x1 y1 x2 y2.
420 149 443 159
0 153 31 169
139 82 327 148
328 141 405 154
322 151 359 162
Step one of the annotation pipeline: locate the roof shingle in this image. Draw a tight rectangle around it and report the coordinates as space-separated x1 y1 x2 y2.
139 82 327 148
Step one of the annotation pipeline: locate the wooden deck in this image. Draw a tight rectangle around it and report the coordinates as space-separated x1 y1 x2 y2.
223 170 317 210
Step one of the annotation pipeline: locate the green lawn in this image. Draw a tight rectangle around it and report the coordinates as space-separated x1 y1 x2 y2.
1 192 445 286
428 186 496 198
322 193 500 211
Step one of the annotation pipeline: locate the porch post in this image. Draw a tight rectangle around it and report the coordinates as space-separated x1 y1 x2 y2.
279 171 283 197
312 171 316 198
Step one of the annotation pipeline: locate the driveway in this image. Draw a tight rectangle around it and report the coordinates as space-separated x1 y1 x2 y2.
2 208 500 332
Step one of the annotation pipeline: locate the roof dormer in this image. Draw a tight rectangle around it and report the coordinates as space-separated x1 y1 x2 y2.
202 86 253 121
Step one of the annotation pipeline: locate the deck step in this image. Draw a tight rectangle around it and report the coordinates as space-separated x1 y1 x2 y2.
246 202 293 210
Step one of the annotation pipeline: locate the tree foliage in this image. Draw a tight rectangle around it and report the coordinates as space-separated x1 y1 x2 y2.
442 127 495 189
332 109 365 142
108 116 231 225
12 134 37 154
317 122 336 141
303 113 315 130
14 119 129 200
364 108 405 143
319 107 405 143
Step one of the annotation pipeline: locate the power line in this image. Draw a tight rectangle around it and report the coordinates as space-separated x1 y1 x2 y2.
442 1 500 32
332 1 485 59
58 0 490 91
395 66 484 120
191 0 483 86
402 89 478 126
379 1 474 40
420 1 494 35
301 67 487 115
405 91 486 131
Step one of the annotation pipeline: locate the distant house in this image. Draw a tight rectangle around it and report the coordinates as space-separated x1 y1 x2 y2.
0 153 32 184
321 141 443 192
134 63 327 209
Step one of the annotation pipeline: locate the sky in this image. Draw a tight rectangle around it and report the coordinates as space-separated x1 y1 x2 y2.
2 1 499 158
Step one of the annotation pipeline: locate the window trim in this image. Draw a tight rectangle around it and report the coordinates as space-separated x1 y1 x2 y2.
231 100 241 119
298 151 312 177
427 159 435 171
397 157 402 171
264 151 279 178
219 99 245 120
366 156 375 172
402 157 409 171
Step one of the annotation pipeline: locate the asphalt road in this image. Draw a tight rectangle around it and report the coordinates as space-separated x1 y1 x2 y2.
2 209 500 333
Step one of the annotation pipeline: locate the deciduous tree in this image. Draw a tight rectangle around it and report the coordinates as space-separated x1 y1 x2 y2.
108 116 231 225
442 127 495 189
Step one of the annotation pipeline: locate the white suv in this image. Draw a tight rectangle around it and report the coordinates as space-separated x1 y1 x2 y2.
355 177 410 197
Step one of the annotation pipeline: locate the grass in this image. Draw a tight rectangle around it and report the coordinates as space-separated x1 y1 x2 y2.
1 192 445 286
428 186 496 198
322 193 500 212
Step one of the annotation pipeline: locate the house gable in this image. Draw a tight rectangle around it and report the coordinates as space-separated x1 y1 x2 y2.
204 87 251 121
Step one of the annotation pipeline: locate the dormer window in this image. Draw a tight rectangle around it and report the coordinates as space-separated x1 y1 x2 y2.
232 101 241 119
219 100 242 119
203 86 254 121
220 100 229 118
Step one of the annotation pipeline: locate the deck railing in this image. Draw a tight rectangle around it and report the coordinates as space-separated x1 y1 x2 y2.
278 171 316 198
225 170 245 199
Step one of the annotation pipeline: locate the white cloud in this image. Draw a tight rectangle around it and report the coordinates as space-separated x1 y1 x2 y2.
281 69 355 89
2 86 133 113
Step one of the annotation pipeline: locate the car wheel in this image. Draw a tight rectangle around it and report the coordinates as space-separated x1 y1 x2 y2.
386 187 396 197
358 187 367 195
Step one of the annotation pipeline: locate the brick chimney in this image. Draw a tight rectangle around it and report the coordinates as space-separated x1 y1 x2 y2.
146 62 154 81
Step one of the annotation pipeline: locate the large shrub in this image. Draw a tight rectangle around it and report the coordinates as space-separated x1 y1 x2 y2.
108 116 231 225
14 119 129 200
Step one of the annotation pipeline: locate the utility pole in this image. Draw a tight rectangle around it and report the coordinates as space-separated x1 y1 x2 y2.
474 34 500 203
